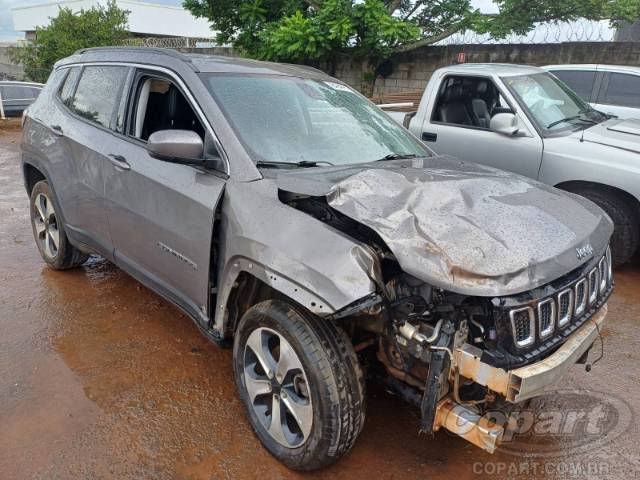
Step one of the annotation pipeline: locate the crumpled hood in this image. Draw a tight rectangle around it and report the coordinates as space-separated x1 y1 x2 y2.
578 118 640 154
275 156 613 296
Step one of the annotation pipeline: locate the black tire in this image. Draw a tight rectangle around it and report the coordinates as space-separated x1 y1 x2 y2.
571 187 639 267
233 300 366 471
29 180 88 270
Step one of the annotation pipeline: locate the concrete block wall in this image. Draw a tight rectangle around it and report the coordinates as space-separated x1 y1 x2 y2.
176 42 640 96
334 42 640 95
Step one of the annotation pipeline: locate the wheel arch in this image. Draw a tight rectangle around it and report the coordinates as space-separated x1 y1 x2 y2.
22 161 47 196
555 180 640 219
217 270 317 340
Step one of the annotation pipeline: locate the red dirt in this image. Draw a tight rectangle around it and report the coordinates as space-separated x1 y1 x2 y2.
1 129 639 479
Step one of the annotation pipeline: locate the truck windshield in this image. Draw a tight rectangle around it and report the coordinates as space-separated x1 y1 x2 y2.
504 72 606 135
200 73 429 166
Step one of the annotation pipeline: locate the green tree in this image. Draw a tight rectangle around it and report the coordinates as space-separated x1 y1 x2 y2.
184 0 640 94
9 1 129 83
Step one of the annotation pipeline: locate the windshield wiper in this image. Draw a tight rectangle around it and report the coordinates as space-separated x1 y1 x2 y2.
546 111 598 129
256 160 334 168
376 153 419 161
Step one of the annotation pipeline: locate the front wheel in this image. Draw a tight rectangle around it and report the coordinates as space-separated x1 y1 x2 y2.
571 187 639 266
233 300 365 471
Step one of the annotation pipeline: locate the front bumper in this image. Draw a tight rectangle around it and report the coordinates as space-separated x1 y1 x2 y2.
433 303 607 452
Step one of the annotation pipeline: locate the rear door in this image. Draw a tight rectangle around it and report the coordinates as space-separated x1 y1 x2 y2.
421 74 544 180
592 70 640 119
48 65 131 257
103 68 227 324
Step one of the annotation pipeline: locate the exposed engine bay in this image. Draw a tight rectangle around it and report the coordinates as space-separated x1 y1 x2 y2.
280 191 613 450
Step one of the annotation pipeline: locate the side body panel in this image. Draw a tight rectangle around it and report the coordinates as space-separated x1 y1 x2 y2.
540 134 640 203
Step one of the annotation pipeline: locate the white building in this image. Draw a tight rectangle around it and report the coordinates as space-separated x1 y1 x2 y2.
12 0 214 41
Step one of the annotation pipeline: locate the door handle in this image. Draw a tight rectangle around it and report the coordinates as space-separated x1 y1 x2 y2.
51 124 63 136
107 154 131 171
422 132 437 142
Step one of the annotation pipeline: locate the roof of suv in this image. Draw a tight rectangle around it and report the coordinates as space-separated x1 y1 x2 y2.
61 46 332 80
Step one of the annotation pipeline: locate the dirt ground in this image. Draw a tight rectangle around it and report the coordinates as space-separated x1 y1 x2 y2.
1 127 639 480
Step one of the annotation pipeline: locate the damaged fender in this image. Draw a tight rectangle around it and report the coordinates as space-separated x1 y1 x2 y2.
212 181 378 335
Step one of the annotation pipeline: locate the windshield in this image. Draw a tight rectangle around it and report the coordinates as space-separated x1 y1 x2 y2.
504 72 605 134
201 74 429 166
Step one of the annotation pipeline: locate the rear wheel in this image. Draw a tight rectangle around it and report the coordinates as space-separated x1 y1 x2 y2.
569 187 639 267
29 180 88 270
233 300 365 471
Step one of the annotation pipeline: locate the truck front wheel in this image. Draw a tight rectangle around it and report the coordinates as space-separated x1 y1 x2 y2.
571 187 639 266
233 300 365 471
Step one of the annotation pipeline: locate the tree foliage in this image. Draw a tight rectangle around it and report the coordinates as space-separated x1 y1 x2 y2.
185 0 640 64
9 1 129 83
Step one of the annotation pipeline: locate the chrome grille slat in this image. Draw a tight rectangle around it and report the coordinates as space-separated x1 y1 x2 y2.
588 268 599 305
575 278 587 317
510 307 535 348
538 298 555 338
557 288 573 327
598 256 607 294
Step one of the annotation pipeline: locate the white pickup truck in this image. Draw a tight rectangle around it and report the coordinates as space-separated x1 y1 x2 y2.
382 63 640 266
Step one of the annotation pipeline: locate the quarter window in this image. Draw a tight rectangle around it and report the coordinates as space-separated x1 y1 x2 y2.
58 67 80 105
549 70 596 101
69 66 129 128
601 73 640 108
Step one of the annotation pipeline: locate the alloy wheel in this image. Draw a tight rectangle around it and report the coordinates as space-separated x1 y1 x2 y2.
33 193 59 259
243 327 313 448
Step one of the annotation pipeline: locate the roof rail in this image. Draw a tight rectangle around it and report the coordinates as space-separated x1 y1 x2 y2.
74 46 193 63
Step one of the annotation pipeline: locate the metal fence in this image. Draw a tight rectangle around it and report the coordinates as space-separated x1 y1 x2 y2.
437 19 639 45
119 37 219 49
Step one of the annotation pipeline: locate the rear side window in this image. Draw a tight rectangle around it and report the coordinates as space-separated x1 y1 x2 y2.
69 65 129 128
58 68 81 105
549 70 596 101
601 73 640 108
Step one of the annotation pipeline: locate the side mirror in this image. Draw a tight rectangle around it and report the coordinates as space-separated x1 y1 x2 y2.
490 113 519 136
147 130 204 164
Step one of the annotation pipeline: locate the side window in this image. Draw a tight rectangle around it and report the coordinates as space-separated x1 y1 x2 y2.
1 85 34 100
130 75 205 142
58 68 80 105
549 70 596 101
600 73 640 108
432 75 508 129
69 65 129 128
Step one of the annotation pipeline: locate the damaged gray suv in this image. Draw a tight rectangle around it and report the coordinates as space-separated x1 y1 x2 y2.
22 48 613 470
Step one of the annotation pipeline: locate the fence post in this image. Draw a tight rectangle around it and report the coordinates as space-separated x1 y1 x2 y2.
0 89 5 120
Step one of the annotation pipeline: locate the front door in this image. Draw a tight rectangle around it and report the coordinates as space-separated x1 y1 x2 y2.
421 74 544 180
103 70 226 323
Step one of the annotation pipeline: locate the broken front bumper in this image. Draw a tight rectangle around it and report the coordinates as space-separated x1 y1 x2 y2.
433 303 607 453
